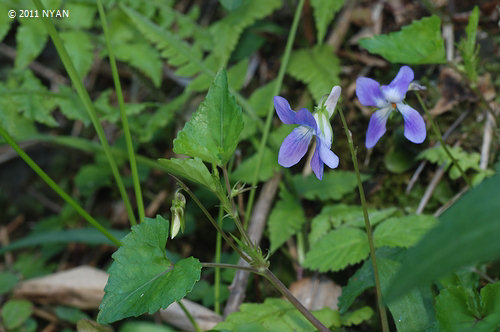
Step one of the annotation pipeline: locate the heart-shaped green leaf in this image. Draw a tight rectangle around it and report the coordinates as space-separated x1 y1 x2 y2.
97 216 201 324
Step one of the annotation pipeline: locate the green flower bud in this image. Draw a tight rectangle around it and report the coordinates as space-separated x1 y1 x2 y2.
170 191 186 239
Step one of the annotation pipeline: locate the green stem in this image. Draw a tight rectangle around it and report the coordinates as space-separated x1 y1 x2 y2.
202 262 258 274
201 263 331 331
415 92 472 187
173 177 251 264
0 128 121 247
338 107 389 332
449 63 498 121
32 0 137 226
96 0 145 223
262 269 330 332
296 232 305 265
222 167 253 247
214 207 223 315
177 301 202 332
244 0 305 226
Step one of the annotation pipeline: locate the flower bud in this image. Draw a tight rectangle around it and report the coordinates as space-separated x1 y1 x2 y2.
170 191 186 239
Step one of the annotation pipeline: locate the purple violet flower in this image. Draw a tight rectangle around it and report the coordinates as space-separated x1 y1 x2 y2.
274 86 341 180
356 66 426 149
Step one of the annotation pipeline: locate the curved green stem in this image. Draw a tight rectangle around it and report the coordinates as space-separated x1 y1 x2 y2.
0 128 121 247
244 0 305 226
177 300 202 332
416 92 472 187
202 262 258 273
262 269 330 332
96 0 144 223
214 207 224 315
222 167 253 247
201 263 330 331
173 177 251 264
32 0 137 226
338 107 389 332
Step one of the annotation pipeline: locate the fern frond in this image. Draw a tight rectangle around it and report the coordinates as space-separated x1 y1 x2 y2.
310 0 344 43
121 5 211 79
157 3 213 51
458 6 480 84
287 44 340 102
209 0 282 67
121 5 260 122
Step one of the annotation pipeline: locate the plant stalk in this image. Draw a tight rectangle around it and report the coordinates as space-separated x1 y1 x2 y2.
222 167 253 247
201 263 331 331
173 177 251 264
214 207 223 315
96 0 145 223
244 0 306 226
338 107 389 332
262 269 330 332
177 300 202 332
416 92 472 187
0 128 121 247
32 0 137 226
202 262 259 273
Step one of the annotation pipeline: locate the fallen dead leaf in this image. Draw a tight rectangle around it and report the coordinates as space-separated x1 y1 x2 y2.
289 276 342 311
14 266 108 309
13 266 222 332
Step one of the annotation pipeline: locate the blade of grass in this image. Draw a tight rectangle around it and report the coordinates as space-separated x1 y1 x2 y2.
0 128 121 247
243 0 305 226
96 0 145 223
31 0 137 226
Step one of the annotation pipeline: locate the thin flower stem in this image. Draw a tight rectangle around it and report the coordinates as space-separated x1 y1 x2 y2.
214 207 223 315
450 63 498 121
416 92 472 187
32 0 137 226
0 128 122 247
244 0 306 226
338 107 389 332
202 262 259 274
262 269 331 332
173 177 251 264
96 0 145 223
222 167 253 247
202 263 330 331
176 300 202 332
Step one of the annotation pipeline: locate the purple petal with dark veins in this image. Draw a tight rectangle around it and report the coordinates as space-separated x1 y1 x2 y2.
294 108 318 131
397 103 426 144
366 107 392 149
278 126 313 167
310 143 324 180
274 96 295 124
318 138 339 169
356 77 386 108
381 66 414 103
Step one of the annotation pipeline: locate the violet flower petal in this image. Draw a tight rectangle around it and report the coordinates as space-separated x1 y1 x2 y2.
325 86 341 118
366 107 392 149
356 77 386 108
381 66 414 103
294 108 318 130
397 103 426 144
318 139 339 169
310 143 324 180
274 96 295 124
278 126 314 167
